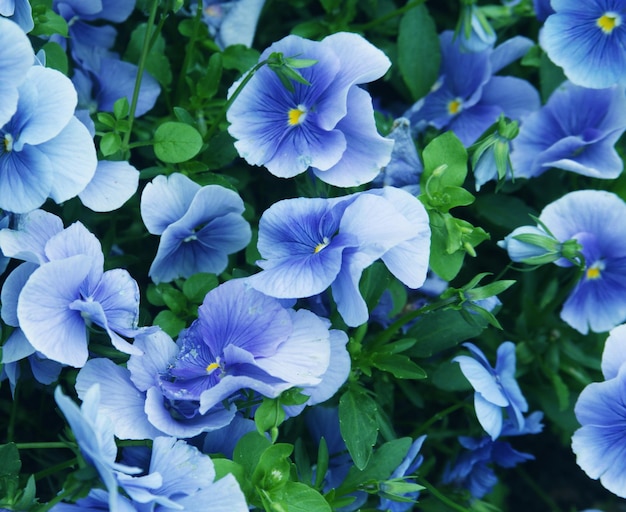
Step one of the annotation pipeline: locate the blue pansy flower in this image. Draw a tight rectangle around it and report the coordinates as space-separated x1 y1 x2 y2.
0 65 97 213
0 18 33 129
405 31 540 146
140 173 251 283
572 323 626 498
511 82 626 180
540 0 626 88
227 32 393 187
248 187 431 327
0 0 33 31
502 190 626 334
54 385 142 512
76 280 343 439
454 341 529 439
0 213 143 367
189 0 266 49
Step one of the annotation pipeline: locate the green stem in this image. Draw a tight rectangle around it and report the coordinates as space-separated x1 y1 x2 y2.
7 382 18 442
411 402 466 438
15 442 71 450
352 0 428 31
34 457 78 481
122 0 159 150
204 58 269 141
175 0 204 105
417 476 472 512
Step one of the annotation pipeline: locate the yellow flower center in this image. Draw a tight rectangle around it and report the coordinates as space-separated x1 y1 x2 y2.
314 237 330 254
597 12 621 34
3 133 13 152
206 361 220 373
288 105 307 126
586 261 605 280
448 98 463 115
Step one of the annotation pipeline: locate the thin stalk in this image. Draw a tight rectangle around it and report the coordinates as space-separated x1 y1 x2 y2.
175 0 204 104
411 402 465 438
353 0 428 31
34 457 78 481
15 442 70 450
122 0 159 149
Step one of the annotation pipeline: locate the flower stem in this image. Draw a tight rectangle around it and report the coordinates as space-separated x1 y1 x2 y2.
122 0 160 150
175 0 204 105
15 442 71 450
34 457 78 481
411 402 466 438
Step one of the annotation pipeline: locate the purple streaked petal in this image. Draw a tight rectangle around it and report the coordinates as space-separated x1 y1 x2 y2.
480 76 540 121
0 145 53 213
141 173 200 234
128 329 179 391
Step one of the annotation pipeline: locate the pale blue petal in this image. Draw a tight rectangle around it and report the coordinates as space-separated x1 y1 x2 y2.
161 473 248 512
141 173 200 235
10 66 76 148
0 145 53 213
76 358 162 440
79 160 139 212
602 323 626 380
330 250 372 327
490 36 534 74
0 209 63 264
0 18 33 126
17 255 92 367
474 393 503 440
1 328 35 363
1 263 37 326
43 117 98 204
254 309 330 386
453 355 509 407
217 0 265 48
314 87 393 187
128 329 179 391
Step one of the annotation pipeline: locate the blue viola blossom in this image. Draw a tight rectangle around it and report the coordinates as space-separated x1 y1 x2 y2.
511 82 626 180
140 173 251 283
75 280 346 439
572 323 626 498
405 31 540 146
0 0 33 32
248 187 431 327
188 0 266 49
54 385 142 512
453 341 529 440
227 32 394 187
0 211 144 367
0 65 97 213
501 190 626 334
540 0 626 88
79 160 140 212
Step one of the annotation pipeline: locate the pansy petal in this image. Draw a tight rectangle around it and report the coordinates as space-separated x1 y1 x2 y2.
453 355 509 407
1 262 37 326
0 146 53 213
79 160 139 212
0 209 63 264
474 392 503 440
602 323 626 380
17 255 91 367
0 18 33 126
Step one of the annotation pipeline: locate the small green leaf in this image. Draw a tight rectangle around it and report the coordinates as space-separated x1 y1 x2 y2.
113 97 130 120
153 310 185 338
255 397 286 439
372 354 427 380
41 41 68 74
154 122 203 163
99 132 122 156
252 444 293 492
339 387 378 470
182 273 218 303
422 132 468 188
269 481 331 512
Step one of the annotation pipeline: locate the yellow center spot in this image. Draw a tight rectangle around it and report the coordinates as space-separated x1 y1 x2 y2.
288 105 307 126
206 362 220 373
586 261 604 280
3 133 13 152
597 12 621 34
314 237 330 254
448 99 463 115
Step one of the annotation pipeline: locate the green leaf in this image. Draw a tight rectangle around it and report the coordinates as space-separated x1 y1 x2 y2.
550 372 570 412
203 131 238 169
252 443 293 492
422 131 468 187
427 211 464 281
41 41 68 74
0 443 20 478
398 5 440 101
113 97 130 120
31 6 68 37
154 122 203 163
222 45 261 74
339 387 378 470
234 431 272 477
153 310 185 338
372 353 427 380
269 481 331 512
182 273 218 303
407 309 488 358
197 53 223 100
160 287 188 315
315 437 329 491
99 132 122 156
255 397 286 440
